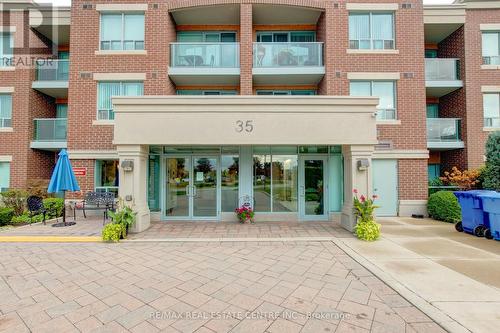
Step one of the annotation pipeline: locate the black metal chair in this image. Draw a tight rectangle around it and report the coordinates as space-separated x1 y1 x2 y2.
27 196 47 225
74 192 116 224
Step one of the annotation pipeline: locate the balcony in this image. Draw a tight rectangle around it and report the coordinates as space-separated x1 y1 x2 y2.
32 60 69 98
427 118 464 150
252 42 325 85
425 58 463 97
30 118 67 151
168 43 240 85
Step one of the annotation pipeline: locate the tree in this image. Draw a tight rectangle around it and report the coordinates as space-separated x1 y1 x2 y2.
483 131 500 191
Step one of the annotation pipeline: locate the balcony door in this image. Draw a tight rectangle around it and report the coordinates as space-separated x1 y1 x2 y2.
164 156 219 220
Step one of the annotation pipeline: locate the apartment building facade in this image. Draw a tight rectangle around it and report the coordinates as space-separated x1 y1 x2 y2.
0 0 498 232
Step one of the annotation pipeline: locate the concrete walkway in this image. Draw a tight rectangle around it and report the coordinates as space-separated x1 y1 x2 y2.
336 217 500 333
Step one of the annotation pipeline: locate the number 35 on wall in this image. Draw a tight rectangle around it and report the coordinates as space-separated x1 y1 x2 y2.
235 120 254 133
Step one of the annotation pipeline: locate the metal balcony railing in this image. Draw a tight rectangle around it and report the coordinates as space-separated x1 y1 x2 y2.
425 58 460 81
170 43 239 68
427 118 461 142
253 42 324 67
33 118 67 142
35 59 69 81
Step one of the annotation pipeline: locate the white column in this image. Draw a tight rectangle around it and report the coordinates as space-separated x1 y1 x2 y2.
341 145 375 231
117 144 150 233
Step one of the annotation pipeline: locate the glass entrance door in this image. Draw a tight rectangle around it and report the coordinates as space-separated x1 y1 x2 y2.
192 157 218 217
164 156 219 220
299 156 328 220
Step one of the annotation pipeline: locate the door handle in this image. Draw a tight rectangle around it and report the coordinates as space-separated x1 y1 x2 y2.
186 185 191 197
193 185 197 197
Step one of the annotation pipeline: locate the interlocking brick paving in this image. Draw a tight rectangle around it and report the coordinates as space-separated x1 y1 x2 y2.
0 242 445 332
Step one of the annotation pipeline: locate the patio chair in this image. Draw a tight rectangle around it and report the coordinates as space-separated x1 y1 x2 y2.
27 195 47 225
74 192 116 224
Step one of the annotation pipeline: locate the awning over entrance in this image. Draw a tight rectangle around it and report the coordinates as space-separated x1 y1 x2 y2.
112 96 379 146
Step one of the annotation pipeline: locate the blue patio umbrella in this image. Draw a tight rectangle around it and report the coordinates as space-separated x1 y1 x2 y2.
48 149 80 225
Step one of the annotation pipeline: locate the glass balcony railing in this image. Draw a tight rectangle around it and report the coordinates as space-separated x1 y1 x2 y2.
170 43 239 68
33 118 67 142
35 59 69 81
253 42 324 67
483 56 500 65
425 58 460 81
427 118 461 142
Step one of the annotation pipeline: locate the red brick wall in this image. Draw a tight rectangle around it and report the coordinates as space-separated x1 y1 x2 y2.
463 9 500 168
0 10 56 189
68 0 176 151
399 159 428 200
239 4 252 94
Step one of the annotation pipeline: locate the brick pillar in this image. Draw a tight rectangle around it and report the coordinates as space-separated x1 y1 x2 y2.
398 159 428 217
240 4 253 95
317 5 335 95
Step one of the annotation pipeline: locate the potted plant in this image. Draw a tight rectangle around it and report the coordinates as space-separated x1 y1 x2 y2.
108 200 136 239
352 189 381 241
235 205 255 224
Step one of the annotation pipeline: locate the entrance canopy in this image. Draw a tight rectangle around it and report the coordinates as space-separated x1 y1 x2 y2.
112 96 379 146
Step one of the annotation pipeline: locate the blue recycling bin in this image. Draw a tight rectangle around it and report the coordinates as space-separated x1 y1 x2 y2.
478 192 500 241
453 190 497 237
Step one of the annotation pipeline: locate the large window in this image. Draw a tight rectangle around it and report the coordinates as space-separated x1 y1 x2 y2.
483 93 500 128
0 94 12 128
176 90 237 95
349 12 394 50
256 31 316 43
256 90 316 95
0 33 13 67
221 154 239 212
97 82 143 120
350 81 396 120
100 13 145 50
95 160 119 195
482 32 500 65
0 162 9 192
176 31 236 42
253 147 298 212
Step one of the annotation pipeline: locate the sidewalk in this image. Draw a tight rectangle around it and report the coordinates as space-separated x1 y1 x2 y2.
337 217 500 333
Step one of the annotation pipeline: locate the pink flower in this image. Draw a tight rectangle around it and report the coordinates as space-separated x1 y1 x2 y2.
372 195 378 199
353 189 358 194
360 195 366 202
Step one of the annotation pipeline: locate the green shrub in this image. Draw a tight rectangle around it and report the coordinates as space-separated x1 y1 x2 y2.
428 191 462 223
355 221 381 241
43 198 64 219
0 207 14 226
483 131 500 191
0 189 28 216
11 213 44 225
102 223 124 242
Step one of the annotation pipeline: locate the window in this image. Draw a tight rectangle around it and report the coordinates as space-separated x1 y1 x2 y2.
256 90 316 95
0 33 13 67
176 90 237 95
426 104 439 118
176 32 236 42
428 164 440 181
350 81 396 120
256 31 316 43
97 82 143 120
253 146 298 213
0 162 9 192
221 155 239 212
483 93 500 127
56 104 68 118
482 32 500 65
0 94 12 128
100 13 145 50
425 49 438 58
95 160 119 195
349 12 394 50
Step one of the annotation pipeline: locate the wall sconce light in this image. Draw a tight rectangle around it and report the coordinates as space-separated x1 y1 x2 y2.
357 159 370 171
121 160 134 172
